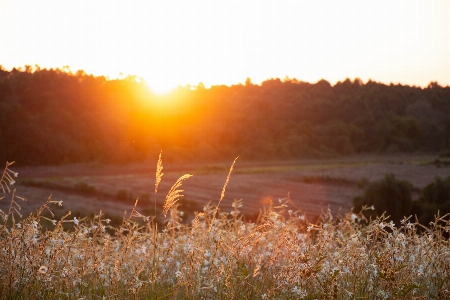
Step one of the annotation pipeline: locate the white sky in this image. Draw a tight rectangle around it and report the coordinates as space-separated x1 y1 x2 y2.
1 0 449 93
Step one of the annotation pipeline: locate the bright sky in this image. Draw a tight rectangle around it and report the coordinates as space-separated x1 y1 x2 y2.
1 0 449 93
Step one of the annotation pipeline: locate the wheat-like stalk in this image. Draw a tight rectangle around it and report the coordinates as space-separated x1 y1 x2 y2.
219 156 238 205
155 151 164 193
209 157 238 231
162 174 192 217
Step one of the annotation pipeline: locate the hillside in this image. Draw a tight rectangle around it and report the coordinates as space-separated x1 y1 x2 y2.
1 66 450 166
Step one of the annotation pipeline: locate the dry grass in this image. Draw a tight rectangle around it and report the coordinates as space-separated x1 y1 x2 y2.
1 160 450 299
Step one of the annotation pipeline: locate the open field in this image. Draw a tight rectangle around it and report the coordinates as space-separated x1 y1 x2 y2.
4 154 449 222
2 154 450 298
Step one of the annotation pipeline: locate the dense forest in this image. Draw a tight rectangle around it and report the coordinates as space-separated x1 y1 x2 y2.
1 66 450 166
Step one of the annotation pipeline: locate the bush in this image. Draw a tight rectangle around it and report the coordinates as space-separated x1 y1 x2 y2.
353 174 413 225
412 176 450 225
73 182 96 194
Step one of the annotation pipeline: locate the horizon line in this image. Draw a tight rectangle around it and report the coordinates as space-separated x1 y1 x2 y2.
1 64 448 90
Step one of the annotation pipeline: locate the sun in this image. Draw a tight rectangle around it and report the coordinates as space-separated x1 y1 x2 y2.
147 81 178 96
140 71 178 96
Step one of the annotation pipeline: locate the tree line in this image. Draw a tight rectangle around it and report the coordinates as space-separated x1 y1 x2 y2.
1 66 450 166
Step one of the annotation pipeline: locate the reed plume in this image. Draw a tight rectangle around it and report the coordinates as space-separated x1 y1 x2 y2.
162 174 193 217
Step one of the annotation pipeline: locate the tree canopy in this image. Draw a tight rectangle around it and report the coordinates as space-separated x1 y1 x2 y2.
1 66 450 165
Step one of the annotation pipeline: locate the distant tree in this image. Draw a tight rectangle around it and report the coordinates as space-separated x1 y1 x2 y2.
412 176 450 226
353 174 413 226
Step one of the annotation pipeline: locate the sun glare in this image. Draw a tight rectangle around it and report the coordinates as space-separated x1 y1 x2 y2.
140 71 178 95
147 82 178 96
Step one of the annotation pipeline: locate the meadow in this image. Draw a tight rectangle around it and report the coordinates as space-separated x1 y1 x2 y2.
6 154 450 223
1 156 450 299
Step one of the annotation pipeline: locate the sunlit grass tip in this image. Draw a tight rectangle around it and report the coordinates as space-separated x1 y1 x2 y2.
155 151 164 194
162 173 193 217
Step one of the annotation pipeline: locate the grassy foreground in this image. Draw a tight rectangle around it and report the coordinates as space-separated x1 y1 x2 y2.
1 160 450 299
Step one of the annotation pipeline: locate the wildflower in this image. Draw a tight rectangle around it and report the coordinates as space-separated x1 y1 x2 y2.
74 217 79 226
104 218 111 224
58 201 63 206
32 235 39 244
370 205 375 210
51 219 57 225
39 266 48 274
14 172 18 177
175 270 182 278
9 180 15 186
377 290 390 299
292 286 307 297
417 265 424 276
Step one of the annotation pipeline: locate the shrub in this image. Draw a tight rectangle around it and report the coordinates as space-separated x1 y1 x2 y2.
73 182 96 194
412 176 450 226
353 174 413 225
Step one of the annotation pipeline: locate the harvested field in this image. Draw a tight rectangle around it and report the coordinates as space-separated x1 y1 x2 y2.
3 154 449 222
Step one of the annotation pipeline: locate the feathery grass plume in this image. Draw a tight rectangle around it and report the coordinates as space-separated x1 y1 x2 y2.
219 157 238 205
209 157 238 231
155 151 164 193
162 174 193 217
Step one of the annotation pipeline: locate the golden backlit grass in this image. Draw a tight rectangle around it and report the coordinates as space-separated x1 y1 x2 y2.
1 161 450 299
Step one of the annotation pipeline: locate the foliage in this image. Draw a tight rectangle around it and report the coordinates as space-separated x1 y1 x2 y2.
73 182 96 194
353 174 413 226
1 67 450 166
412 176 450 226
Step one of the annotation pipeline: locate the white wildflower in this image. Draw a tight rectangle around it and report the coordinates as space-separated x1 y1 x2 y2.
292 286 307 296
74 217 79 226
417 265 424 276
377 290 390 299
